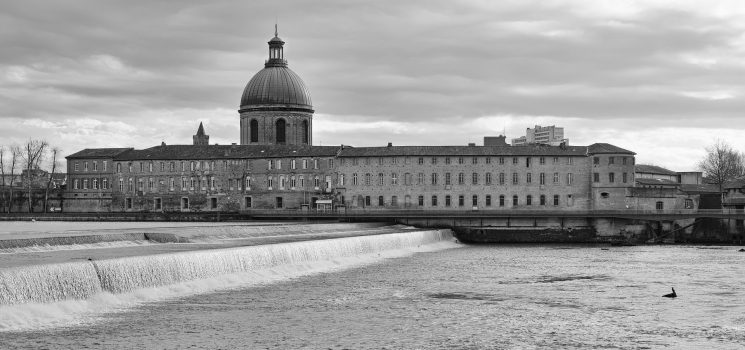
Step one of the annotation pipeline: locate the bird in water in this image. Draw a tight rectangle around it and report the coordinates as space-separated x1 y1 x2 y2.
662 288 677 298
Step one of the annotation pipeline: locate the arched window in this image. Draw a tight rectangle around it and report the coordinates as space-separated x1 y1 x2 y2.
276 119 286 143
250 119 259 143
302 120 309 144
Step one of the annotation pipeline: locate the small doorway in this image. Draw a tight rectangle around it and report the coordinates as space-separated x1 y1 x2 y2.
276 197 283 209
182 198 189 210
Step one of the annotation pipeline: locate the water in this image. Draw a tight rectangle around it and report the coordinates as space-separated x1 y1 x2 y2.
2 242 745 348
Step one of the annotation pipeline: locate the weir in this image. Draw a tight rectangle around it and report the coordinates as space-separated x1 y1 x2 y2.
0 229 453 306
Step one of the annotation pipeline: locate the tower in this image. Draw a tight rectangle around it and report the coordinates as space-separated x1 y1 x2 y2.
239 27 313 146
193 122 209 145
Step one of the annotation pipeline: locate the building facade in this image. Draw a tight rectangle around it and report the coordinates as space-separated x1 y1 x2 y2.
511 125 566 146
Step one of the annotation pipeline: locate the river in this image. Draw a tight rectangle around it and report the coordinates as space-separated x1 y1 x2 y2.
2 241 745 349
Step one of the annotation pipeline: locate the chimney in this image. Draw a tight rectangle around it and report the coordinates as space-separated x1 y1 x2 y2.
161 141 166 146
387 142 393 147
231 143 237 146
560 142 566 149
468 143 476 146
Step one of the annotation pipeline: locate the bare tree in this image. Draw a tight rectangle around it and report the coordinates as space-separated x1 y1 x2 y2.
44 147 62 212
0 144 22 213
697 139 745 195
21 139 49 212
0 146 6 213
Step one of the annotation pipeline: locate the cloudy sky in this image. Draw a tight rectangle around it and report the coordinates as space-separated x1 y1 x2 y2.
1 0 744 170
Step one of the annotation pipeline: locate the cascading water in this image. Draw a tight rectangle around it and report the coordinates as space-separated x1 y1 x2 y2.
0 229 453 307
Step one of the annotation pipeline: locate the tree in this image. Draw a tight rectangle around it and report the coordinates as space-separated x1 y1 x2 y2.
0 144 22 213
44 147 62 212
21 139 48 212
697 139 745 195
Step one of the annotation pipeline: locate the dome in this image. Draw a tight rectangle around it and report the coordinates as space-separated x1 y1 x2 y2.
240 66 313 111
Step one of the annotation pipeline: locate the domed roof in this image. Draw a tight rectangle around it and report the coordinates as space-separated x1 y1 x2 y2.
240 66 313 111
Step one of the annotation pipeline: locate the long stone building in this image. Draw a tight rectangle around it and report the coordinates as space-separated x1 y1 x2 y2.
65 30 646 217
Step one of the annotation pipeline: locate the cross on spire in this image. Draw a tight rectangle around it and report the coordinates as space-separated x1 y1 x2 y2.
275 23 278 37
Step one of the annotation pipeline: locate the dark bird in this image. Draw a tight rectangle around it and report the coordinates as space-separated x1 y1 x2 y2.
662 288 677 298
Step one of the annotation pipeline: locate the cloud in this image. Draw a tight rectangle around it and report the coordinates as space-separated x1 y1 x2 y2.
0 0 744 172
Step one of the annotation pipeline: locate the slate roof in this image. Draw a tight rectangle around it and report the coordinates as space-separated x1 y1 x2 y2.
635 164 678 176
635 178 681 186
66 148 133 159
724 175 745 190
679 184 722 194
337 144 589 157
113 145 340 161
586 143 635 155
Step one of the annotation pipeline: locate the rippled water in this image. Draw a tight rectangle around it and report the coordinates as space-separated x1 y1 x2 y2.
3 244 745 349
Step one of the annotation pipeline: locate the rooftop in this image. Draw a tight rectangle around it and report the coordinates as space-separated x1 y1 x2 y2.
635 164 678 176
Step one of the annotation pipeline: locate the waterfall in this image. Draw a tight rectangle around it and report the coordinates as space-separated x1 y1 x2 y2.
0 229 453 306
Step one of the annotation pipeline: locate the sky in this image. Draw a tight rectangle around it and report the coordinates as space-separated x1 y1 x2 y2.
1 0 744 171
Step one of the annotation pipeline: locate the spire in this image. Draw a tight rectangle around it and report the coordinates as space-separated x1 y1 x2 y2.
196 122 206 136
275 23 278 37
193 122 209 145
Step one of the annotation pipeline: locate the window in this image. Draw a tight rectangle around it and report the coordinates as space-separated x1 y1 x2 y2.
458 195 464 206
268 176 273 189
526 158 531 167
353 173 358 186
211 177 216 189
102 178 108 190
92 179 99 190
539 157 545 164
431 157 438 165
499 195 505 206
418 173 425 185
127 198 133 209
458 157 464 164
391 157 397 164
445 157 451 164
553 172 559 184
622 157 627 165
291 159 296 169
314 176 321 188
339 174 345 186
567 173 573 185
180 177 186 190
378 173 384 185
189 177 194 190
499 157 504 165
301 120 309 144
418 157 424 165
593 157 600 165
159 162 164 172
378 196 384 206
609 173 615 183
656 201 664 210
594 172 600 183
328 159 334 168
268 161 273 170
93 162 97 171
365 173 371 186
365 196 371 206
276 196 283 208
245 177 250 190
445 173 451 185
291 176 296 188
116 163 121 173
314 159 319 169
526 173 532 184
486 158 491 164
82 179 88 189
554 195 560 205
553 157 558 164
609 157 615 165
418 195 424 206
431 173 438 185
303 159 308 169
601 192 609 198
472 195 478 206
567 157 573 165
512 173 518 185
276 159 282 170
431 195 438 206
623 173 628 183
486 195 492 206
365 158 371 165
445 195 451 206
526 195 532 205
75 162 79 171
512 195 518 206
540 195 546 205
472 157 477 164
684 199 693 209
149 163 153 172
499 173 505 185
472 173 478 185
404 173 412 186
512 157 518 164
276 119 286 143
378 157 384 165
84 162 88 171
148 178 154 191
486 172 492 185
250 119 259 142
119 179 124 192
540 173 545 185
392 196 398 206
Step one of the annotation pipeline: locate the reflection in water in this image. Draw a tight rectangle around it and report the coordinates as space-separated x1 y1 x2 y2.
3 244 745 349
